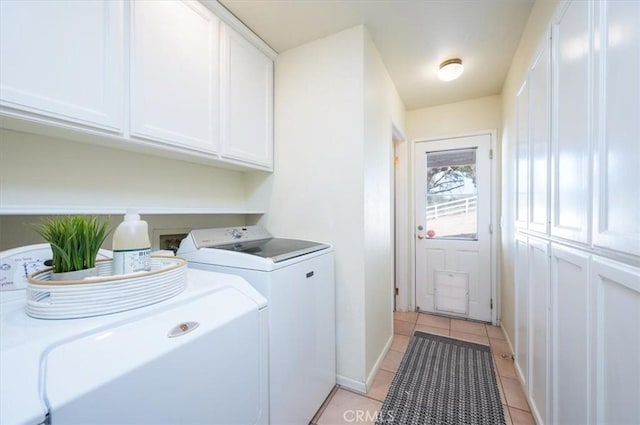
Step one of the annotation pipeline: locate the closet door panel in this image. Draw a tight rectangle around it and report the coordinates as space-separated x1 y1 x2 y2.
551 0 591 244
591 257 640 425
516 81 529 229
550 244 592 425
528 38 551 234
593 0 640 256
514 234 530 388
528 237 550 425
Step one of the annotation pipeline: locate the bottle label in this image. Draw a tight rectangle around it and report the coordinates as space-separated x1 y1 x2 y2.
112 248 151 275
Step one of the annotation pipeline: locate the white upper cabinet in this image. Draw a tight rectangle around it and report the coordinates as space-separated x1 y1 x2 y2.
516 81 529 229
593 1 640 257
550 1 592 244
528 38 551 234
0 0 275 171
220 24 274 169
0 0 124 131
130 0 219 153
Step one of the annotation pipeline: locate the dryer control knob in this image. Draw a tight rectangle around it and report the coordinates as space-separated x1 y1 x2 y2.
231 229 243 239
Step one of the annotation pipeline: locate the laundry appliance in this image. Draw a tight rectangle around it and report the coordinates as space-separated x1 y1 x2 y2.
178 226 336 425
0 244 268 425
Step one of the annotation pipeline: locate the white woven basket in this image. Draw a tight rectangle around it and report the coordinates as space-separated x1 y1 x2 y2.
26 256 187 319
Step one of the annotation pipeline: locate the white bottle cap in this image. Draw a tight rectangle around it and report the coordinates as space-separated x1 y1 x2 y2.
124 209 140 221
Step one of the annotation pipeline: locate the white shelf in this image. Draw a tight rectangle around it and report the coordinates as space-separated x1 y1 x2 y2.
0 206 264 216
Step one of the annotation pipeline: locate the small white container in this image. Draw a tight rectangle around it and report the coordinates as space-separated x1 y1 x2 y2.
112 210 151 275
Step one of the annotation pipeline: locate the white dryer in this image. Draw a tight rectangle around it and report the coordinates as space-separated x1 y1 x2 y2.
0 244 268 425
178 226 336 425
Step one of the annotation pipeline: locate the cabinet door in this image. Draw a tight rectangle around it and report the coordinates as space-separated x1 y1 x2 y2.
514 234 530 388
528 237 550 425
591 257 640 425
220 24 274 169
593 1 640 257
0 0 124 131
528 37 551 234
516 81 529 229
550 244 592 425
551 1 592 244
130 0 219 152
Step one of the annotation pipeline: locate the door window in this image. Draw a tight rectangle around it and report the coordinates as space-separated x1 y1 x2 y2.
424 148 478 240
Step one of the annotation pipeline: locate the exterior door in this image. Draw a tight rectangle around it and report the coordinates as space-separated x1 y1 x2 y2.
414 133 493 322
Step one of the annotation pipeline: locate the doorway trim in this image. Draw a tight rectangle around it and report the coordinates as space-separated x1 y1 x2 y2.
393 125 412 312
408 129 499 325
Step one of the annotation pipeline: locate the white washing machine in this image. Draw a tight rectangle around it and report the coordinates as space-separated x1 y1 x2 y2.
178 226 336 425
0 244 268 425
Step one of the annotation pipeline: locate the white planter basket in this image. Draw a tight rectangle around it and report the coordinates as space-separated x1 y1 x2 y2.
26 256 187 319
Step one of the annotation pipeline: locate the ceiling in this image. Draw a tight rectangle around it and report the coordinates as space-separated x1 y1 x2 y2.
218 0 535 111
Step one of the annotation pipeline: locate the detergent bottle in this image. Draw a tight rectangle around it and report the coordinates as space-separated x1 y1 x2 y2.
112 210 151 275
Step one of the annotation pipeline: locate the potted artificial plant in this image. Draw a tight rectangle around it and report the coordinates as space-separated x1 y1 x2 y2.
34 216 111 281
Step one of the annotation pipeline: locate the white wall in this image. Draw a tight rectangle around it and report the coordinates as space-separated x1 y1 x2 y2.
500 0 560 343
262 26 366 388
363 30 401 377
262 25 405 390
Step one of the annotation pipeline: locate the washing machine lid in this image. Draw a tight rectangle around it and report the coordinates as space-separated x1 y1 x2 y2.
215 238 330 263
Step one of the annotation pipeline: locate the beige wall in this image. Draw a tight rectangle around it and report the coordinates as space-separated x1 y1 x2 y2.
407 95 502 142
0 214 248 251
500 0 560 344
0 129 261 213
0 128 266 250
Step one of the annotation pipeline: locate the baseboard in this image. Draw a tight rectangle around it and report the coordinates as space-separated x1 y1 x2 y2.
500 323 515 358
336 333 394 395
501 323 540 422
364 334 394 392
336 375 367 393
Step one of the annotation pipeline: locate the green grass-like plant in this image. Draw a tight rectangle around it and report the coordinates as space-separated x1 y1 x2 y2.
34 216 111 273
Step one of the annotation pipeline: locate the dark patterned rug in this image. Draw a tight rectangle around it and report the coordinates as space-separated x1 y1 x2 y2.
376 331 505 425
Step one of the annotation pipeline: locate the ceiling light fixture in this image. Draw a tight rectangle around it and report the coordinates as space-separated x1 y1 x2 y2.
438 58 464 82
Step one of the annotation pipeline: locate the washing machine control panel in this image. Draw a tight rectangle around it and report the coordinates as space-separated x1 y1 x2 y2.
190 226 273 249
0 245 52 291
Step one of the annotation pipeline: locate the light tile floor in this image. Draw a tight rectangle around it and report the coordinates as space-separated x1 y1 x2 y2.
310 312 536 425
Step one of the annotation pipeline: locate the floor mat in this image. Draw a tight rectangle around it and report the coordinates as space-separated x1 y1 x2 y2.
376 331 505 425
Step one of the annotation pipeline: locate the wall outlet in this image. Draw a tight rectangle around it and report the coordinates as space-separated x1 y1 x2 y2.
153 228 189 253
